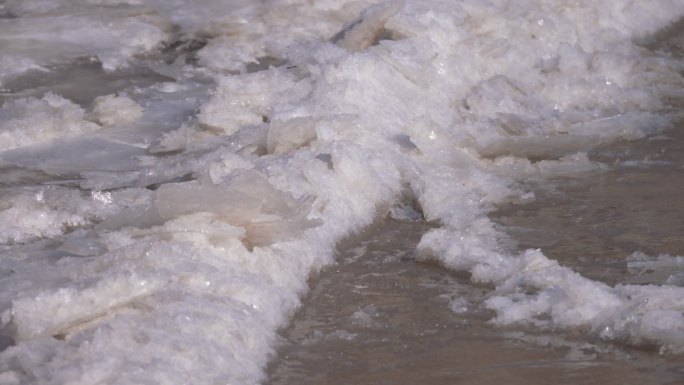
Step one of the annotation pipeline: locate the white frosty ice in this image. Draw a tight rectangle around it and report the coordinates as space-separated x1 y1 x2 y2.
0 2 170 84
0 93 100 151
90 94 144 127
1 0 684 384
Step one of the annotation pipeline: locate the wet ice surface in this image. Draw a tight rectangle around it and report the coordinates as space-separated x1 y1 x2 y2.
0 59 173 107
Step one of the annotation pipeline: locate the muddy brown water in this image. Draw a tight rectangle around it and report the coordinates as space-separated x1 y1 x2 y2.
265 217 684 384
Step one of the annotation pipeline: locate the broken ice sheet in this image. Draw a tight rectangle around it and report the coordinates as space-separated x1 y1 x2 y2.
99 170 321 247
0 136 146 173
624 251 684 286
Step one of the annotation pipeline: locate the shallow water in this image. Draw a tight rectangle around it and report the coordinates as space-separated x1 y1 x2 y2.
495 124 684 286
267 218 684 385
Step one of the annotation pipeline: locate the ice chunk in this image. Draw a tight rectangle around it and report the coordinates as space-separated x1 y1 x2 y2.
625 252 684 286
197 35 268 74
89 94 143 126
8 272 159 340
0 136 146 173
332 1 402 52
155 171 320 246
419 228 684 353
267 116 317 154
448 297 470 315
0 186 149 244
351 304 380 328
100 170 320 247
0 93 100 151
0 4 170 82
0 189 88 243
198 68 311 135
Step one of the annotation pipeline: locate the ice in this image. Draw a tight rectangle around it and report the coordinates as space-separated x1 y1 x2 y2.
267 116 318 155
418 234 684 353
192 0 375 73
1 0 684 383
198 69 312 136
90 94 144 127
0 93 100 151
10 272 158 340
625 252 684 286
332 1 402 52
111 170 322 247
448 298 470 315
0 186 150 244
0 2 170 83
0 137 147 173
351 304 380 327
0 188 94 243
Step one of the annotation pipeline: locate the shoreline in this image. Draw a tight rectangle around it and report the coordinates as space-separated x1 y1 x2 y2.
267 122 684 384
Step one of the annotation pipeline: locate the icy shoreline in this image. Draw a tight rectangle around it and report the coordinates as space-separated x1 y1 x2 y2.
1 1 684 383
